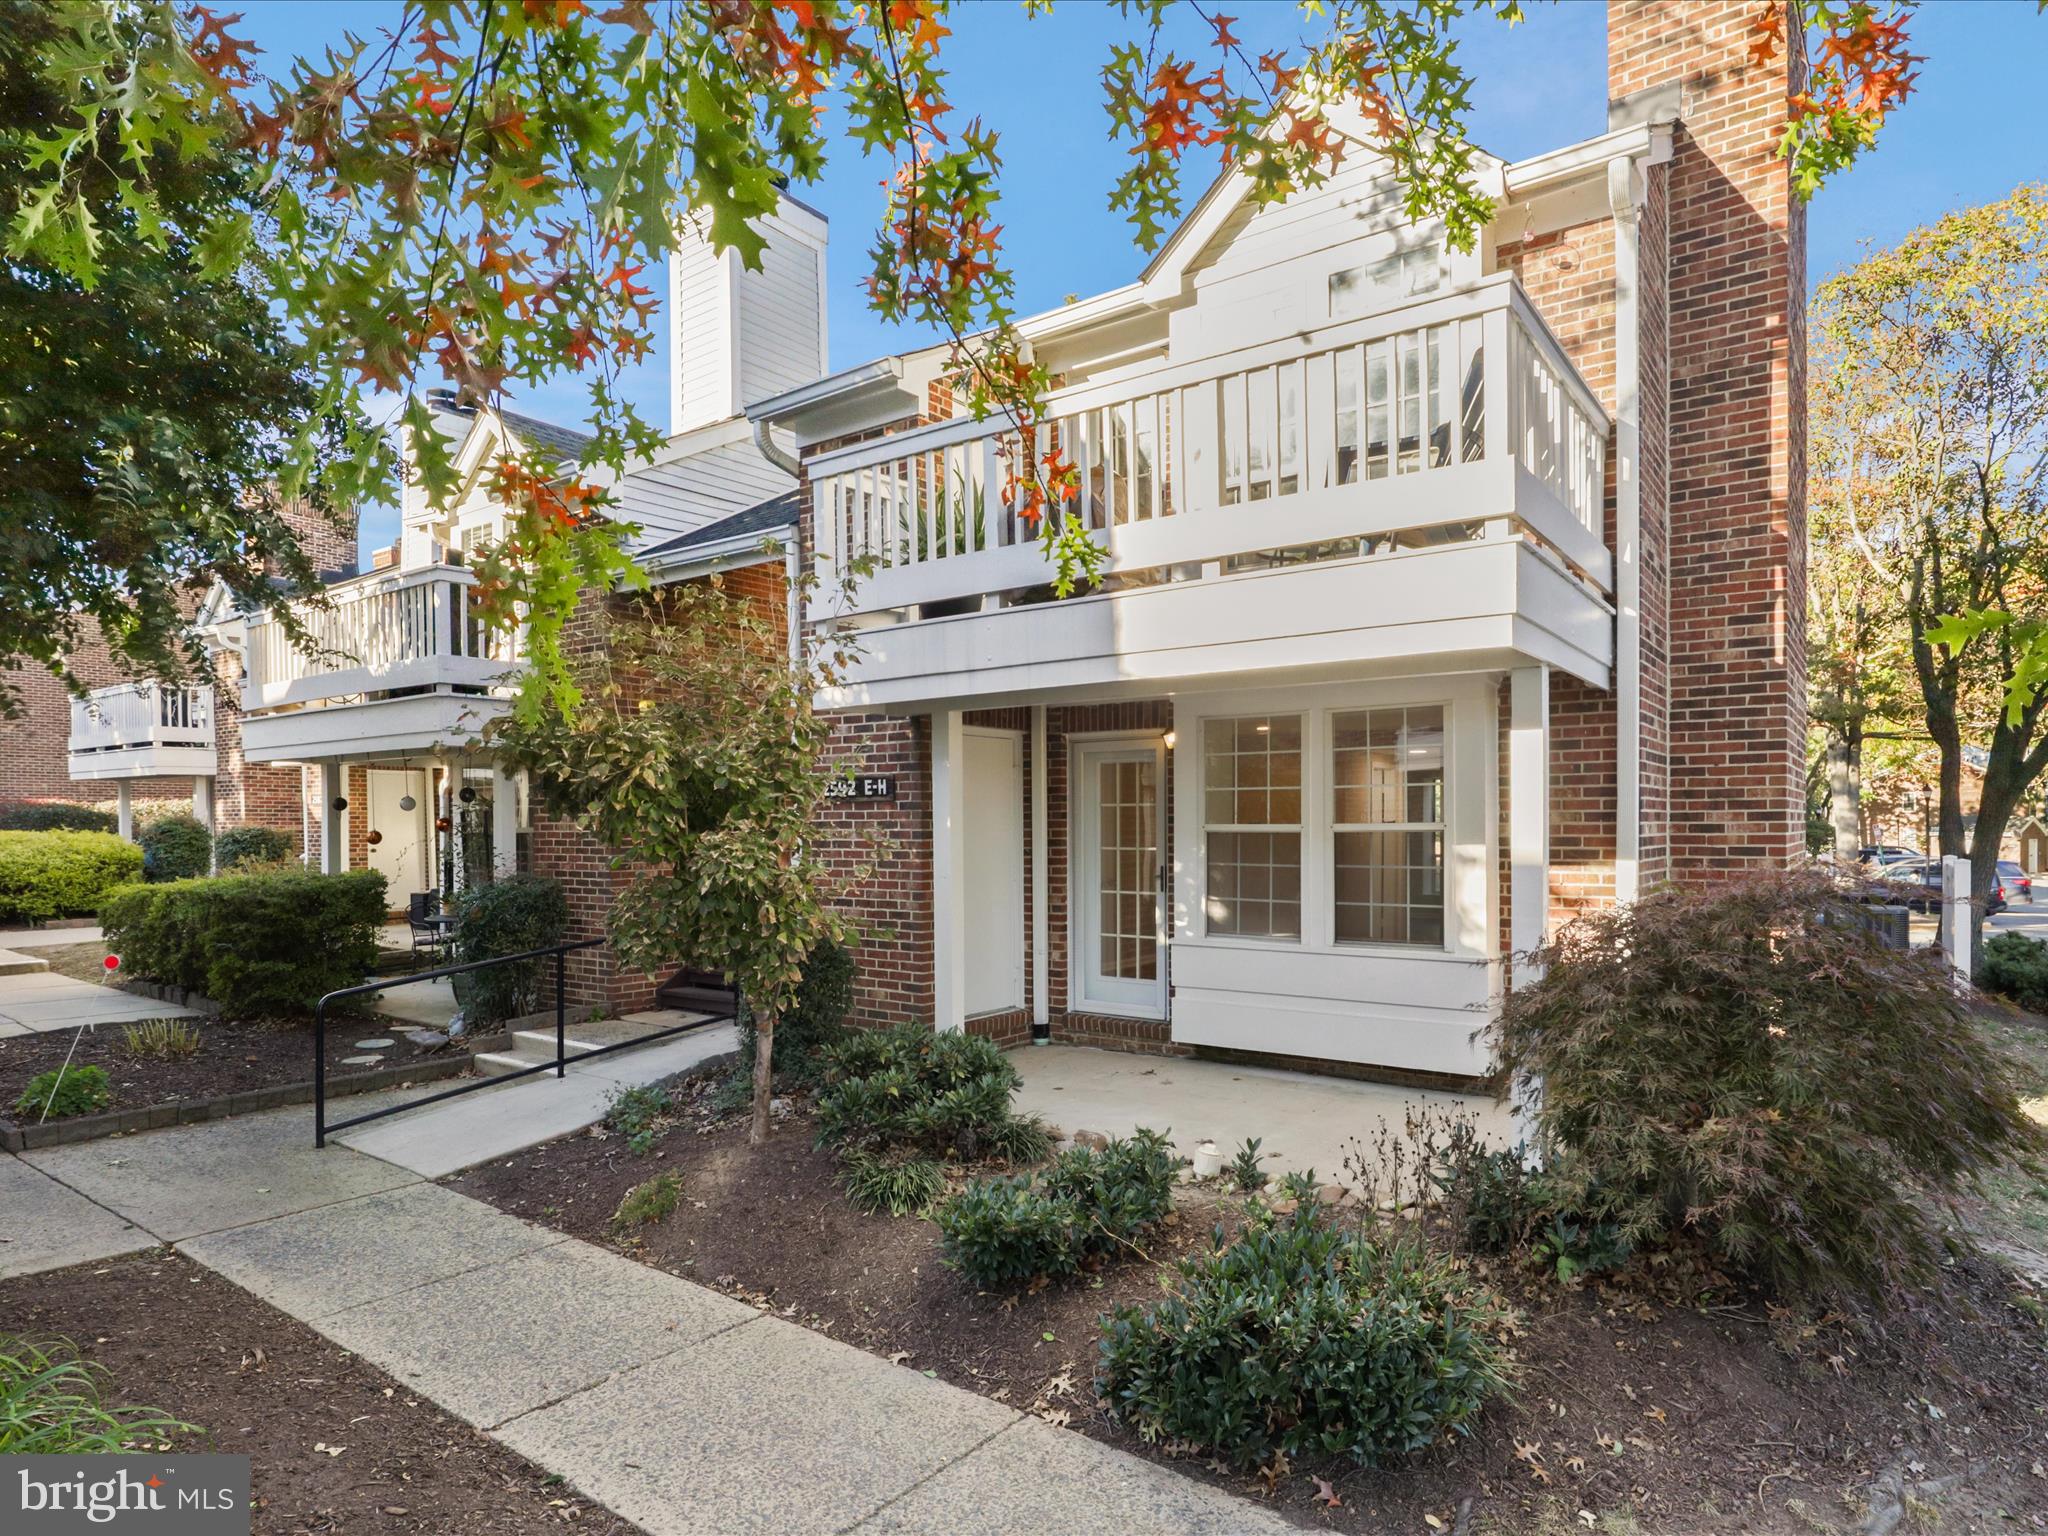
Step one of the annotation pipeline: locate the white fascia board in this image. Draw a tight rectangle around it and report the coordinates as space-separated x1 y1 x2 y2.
1504 121 1671 198
747 357 906 421
643 531 795 584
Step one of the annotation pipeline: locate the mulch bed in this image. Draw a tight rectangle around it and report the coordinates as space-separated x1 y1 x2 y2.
2 942 460 1121
450 1080 2048 1535
0 1250 639 1535
0 1014 454 1120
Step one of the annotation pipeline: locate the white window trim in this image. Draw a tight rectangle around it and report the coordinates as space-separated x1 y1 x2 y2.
1173 675 1496 966
1328 703 1450 952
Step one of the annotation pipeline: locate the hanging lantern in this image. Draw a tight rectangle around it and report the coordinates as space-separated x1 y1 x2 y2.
366 829 384 846
458 785 477 804
435 815 452 832
331 797 349 813
398 794 417 812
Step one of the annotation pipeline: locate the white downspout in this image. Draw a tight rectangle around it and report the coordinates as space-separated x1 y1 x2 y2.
752 416 801 478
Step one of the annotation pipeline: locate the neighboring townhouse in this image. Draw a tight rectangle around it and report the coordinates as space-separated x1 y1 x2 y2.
743 0 1807 1083
0 498 355 851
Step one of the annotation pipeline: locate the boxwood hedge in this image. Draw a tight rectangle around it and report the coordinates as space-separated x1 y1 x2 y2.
0 831 142 924
101 868 387 1017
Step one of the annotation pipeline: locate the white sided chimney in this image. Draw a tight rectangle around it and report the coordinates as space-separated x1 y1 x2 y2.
668 196 829 437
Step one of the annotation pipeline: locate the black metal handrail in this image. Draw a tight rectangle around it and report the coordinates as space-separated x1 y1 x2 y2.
312 936 731 1147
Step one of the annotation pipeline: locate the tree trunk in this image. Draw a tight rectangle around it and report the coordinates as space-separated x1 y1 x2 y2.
749 1011 776 1145
1827 735 1862 860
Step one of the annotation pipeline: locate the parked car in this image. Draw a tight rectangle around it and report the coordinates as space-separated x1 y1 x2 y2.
1857 845 1922 867
1860 859 2008 916
1998 859 2033 903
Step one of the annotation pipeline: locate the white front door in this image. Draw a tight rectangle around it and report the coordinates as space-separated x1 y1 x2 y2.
963 729 1025 1017
366 769 429 904
1074 740 1167 1015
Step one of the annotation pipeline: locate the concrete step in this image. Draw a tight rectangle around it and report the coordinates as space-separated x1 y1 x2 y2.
0 949 51 977
472 1011 719 1078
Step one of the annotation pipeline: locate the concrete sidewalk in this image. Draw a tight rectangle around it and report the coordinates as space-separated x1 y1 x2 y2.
7 1079 1286 1533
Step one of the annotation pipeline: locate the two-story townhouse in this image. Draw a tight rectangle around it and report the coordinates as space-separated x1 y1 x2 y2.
0 498 356 853
738 0 1806 1084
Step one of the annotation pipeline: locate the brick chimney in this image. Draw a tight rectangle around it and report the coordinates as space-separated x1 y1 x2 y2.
1609 0 1808 877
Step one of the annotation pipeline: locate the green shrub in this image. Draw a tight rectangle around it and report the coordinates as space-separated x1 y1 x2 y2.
0 831 142 923
101 868 386 1017
604 1083 672 1156
0 1336 192 1453
12 1065 112 1121
813 1024 1050 1213
1493 870 2047 1308
1427 1125 1630 1282
214 825 295 871
610 1171 683 1231
0 802 117 834
1098 1205 1515 1470
139 813 211 882
1982 930 2048 1014
733 937 856 1087
937 1176 1085 1286
453 874 569 1024
937 1127 1177 1288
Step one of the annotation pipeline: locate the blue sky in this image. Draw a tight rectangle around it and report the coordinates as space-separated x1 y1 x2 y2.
234 1 2048 557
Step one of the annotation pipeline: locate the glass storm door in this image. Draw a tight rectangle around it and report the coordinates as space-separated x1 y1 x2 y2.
1075 743 1166 1014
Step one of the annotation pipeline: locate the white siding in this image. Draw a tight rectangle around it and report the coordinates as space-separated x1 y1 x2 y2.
610 425 795 550
736 207 826 411
670 226 734 435
1169 153 1443 364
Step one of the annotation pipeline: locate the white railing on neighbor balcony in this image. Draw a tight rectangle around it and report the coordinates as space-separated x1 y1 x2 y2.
68 682 214 757
243 564 522 712
805 272 1611 623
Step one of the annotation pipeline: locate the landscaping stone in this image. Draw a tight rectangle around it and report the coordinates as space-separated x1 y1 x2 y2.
403 1029 448 1047
1071 1129 1109 1150
353 1038 395 1049
341 1054 383 1066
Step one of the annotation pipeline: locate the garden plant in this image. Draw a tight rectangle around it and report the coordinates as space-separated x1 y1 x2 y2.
813 1024 1052 1215
1493 869 2045 1307
937 1128 1176 1288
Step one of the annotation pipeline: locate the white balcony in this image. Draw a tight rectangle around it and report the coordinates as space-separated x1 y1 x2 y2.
239 564 521 764
68 682 216 781
807 274 1614 709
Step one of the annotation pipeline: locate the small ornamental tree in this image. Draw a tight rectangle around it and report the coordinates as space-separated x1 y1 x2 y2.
493 576 873 1143
1492 870 2045 1308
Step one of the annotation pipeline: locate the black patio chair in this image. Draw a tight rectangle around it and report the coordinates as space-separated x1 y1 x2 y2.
408 890 449 966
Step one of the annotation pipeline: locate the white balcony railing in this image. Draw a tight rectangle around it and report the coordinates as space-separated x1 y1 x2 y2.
806 274 1610 624
68 682 215 758
243 564 521 713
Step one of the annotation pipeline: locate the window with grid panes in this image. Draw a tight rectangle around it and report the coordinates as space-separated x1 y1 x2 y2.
1201 715 1303 940
1331 706 1446 946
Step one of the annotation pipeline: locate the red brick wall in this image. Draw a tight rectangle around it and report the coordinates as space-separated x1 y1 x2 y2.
527 563 793 1016
1610 0 1808 877
821 712 933 1027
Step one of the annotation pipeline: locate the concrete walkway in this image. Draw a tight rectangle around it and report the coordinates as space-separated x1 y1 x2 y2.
6 1084 1289 1534
0 955 199 1036
1014 1044 1512 1186
0 924 105 950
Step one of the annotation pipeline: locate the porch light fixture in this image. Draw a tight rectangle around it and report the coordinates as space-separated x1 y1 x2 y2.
1163 730 1177 750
